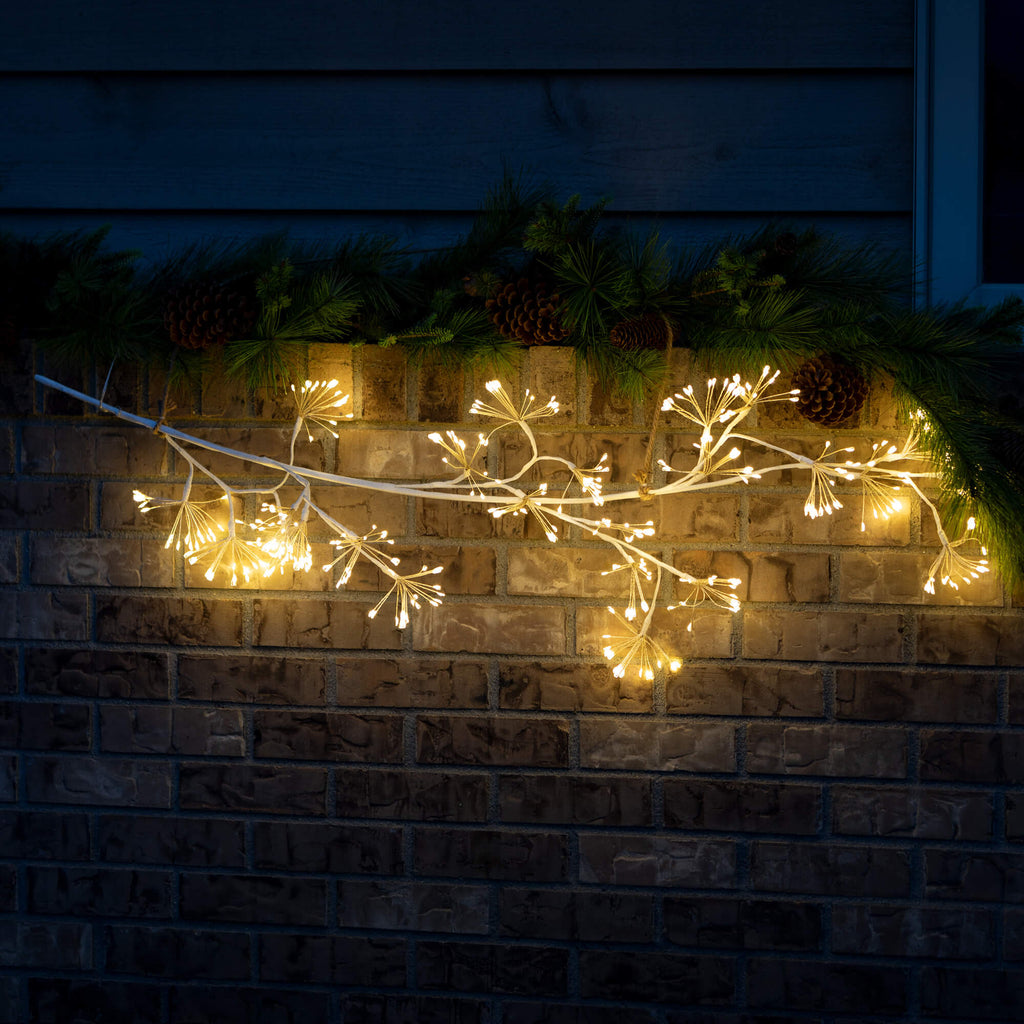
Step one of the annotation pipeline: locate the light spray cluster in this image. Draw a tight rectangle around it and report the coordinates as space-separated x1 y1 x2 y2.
37 368 989 681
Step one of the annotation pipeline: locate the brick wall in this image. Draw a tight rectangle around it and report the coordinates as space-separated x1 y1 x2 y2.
3 340 1024 1022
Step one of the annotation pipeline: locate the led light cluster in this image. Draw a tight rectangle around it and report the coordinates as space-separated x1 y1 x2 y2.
40 368 987 681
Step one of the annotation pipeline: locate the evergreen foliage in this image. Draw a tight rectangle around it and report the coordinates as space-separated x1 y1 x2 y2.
9 180 1024 582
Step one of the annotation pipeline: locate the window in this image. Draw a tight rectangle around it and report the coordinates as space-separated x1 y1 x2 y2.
916 0 1024 303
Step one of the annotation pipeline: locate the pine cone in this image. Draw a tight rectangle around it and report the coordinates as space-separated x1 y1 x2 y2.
165 281 257 351
791 354 868 426
609 313 670 350
485 278 569 346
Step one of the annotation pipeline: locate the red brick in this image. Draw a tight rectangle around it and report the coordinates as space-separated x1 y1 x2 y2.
415 828 568 882
255 710 403 762
418 940 568 997
26 649 168 699
500 889 654 943
308 482 407 537
30 980 160 1024
836 667 997 722
655 493 741 542
253 597 401 649
667 665 822 717
96 596 241 646
338 657 487 708
98 814 245 867
416 497 526 540
180 873 325 926
925 850 1024 902
418 715 568 767
29 866 171 918
501 430 648 486
337 428 441 479
749 493 909 545
179 653 325 704
179 764 326 815
0 534 18 584
499 774 652 826
21 424 169 477
499 661 652 712
26 756 171 808
171 985 328 1022
260 937 403 991
106 925 249 980
508 546 632 599
674 549 830 603
417 360 465 423
344 544 495 595
751 841 910 897
577 604 734 661
918 612 1024 665
0 921 92 970
664 780 820 834
254 821 402 874
665 897 821 951
921 730 1024 783
30 537 173 587
186 425 327 477
579 834 736 887
841 549 1003 605
339 880 488 934
360 344 408 421
920 966 1024 1019
747 724 907 778
415 604 566 656
748 958 905 1013
336 768 488 822
833 785 992 840
832 904 995 959
0 481 90 530
578 949 734 1004
580 720 734 772
99 706 243 756
0 592 88 641
744 609 905 662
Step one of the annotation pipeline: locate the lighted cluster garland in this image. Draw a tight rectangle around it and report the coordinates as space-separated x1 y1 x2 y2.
36 370 988 680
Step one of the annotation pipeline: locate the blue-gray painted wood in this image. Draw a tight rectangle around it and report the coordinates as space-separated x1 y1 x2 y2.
0 0 913 70
0 211 911 266
0 72 913 213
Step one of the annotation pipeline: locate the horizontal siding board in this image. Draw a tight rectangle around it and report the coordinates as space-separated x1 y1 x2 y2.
0 1 913 71
0 212 912 266
0 73 912 213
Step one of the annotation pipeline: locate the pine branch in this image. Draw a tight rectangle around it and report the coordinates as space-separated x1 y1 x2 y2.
416 173 553 292
550 239 629 344
523 194 609 254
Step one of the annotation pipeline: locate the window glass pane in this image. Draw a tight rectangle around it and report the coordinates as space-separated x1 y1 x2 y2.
983 0 1024 282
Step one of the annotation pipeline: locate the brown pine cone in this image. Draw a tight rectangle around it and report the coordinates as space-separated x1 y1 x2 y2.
609 313 671 350
165 281 257 351
485 277 570 346
791 354 868 426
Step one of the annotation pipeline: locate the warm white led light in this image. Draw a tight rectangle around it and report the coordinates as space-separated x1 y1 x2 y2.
39 368 982 683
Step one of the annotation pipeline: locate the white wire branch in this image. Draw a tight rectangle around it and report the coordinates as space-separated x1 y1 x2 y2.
35 368 985 680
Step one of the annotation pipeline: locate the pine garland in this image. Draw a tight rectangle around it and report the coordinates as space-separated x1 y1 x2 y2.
6 179 1024 582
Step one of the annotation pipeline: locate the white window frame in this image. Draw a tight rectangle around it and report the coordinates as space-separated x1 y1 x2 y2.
915 0 1024 305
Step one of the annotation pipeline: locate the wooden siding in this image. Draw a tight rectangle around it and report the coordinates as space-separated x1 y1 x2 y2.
0 2 915 258
1 1 913 70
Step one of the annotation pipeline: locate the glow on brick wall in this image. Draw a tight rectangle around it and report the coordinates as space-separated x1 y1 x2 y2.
37 369 988 680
